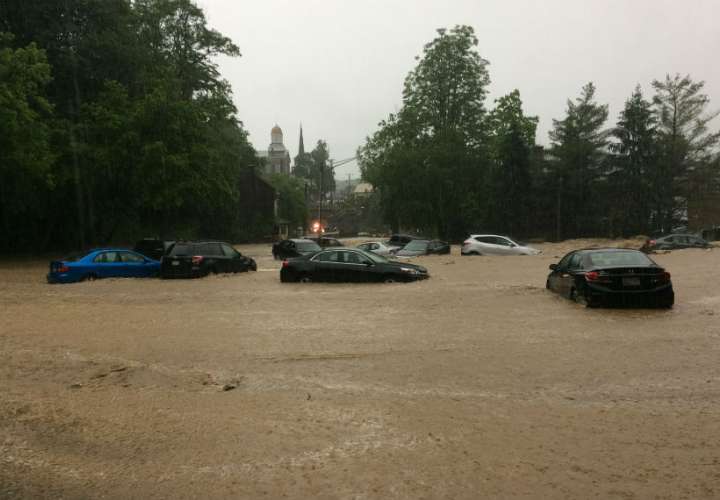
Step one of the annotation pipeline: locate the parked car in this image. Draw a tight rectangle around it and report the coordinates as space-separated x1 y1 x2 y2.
385 234 420 252
356 241 394 256
546 248 674 308
641 234 712 252
395 239 450 257
133 238 175 261
161 241 256 279
47 248 160 283
272 238 322 260
280 248 429 283
461 235 540 256
309 236 344 248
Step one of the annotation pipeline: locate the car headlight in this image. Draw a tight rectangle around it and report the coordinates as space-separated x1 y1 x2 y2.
400 267 420 274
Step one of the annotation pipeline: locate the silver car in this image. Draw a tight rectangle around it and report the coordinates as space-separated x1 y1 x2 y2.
356 241 394 256
461 235 540 256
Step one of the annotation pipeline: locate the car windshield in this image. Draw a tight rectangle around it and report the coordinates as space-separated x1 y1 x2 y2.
587 251 653 268
358 248 389 264
169 243 194 256
296 241 321 252
404 240 428 251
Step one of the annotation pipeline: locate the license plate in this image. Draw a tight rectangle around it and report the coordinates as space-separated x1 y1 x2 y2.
622 277 641 287
171 260 180 266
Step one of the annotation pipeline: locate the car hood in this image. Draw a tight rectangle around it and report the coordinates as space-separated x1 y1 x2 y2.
384 260 428 273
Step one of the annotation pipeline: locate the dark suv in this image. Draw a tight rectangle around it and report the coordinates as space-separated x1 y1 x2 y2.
272 238 322 260
161 241 256 278
133 238 175 261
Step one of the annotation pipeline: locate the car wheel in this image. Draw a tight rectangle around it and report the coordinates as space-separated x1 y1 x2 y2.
383 275 397 283
298 274 312 283
570 288 588 306
82 273 97 282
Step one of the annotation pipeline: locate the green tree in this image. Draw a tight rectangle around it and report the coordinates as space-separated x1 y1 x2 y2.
309 140 335 198
652 74 720 231
549 82 609 239
0 34 55 250
608 85 657 236
360 25 491 238
487 90 538 236
268 173 308 230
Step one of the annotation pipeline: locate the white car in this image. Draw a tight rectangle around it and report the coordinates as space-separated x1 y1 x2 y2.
356 241 394 256
461 235 540 256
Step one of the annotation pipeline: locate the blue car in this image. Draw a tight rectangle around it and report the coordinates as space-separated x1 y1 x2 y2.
47 248 161 283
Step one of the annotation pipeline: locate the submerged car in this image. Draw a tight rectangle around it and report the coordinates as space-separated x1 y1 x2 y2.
280 248 428 283
133 238 175 261
272 238 322 260
307 236 344 248
546 248 674 308
394 239 450 257
160 241 256 279
47 249 160 283
461 235 540 255
356 241 394 256
385 234 420 252
641 234 711 252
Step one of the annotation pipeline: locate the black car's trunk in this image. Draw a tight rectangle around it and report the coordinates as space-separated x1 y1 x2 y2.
592 267 667 291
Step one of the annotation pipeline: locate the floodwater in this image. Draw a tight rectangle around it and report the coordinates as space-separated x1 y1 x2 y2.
1 240 719 499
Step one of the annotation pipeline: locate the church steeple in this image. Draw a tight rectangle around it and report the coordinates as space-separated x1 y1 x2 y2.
298 123 305 156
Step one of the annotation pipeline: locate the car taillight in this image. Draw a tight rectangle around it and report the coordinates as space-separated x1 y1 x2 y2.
58 264 69 273
585 271 611 283
648 240 656 246
585 271 600 281
191 255 204 265
282 260 289 267
659 271 671 282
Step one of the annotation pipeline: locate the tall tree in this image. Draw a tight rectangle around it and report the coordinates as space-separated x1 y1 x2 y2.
0 34 55 250
608 85 657 236
652 74 720 231
487 90 538 236
360 25 491 238
549 82 609 239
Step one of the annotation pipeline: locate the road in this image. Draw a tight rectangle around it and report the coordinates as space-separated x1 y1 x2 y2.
1 240 719 499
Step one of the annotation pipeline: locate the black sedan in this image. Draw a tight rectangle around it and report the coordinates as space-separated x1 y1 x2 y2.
280 248 429 283
395 239 450 257
161 241 256 278
272 238 322 260
641 234 711 252
546 248 674 308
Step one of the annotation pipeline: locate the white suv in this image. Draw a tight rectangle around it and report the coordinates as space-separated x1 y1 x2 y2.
461 235 540 256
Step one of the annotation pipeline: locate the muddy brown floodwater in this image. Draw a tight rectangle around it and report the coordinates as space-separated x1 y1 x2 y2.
1 239 720 499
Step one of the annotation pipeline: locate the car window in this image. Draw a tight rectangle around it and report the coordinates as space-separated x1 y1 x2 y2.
203 243 223 256
120 252 144 263
169 244 192 256
587 251 653 267
345 252 363 264
315 251 337 262
95 251 120 263
221 243 237 257
475 236 494 244
557 252 574 269
568 253 583 269
93 252 107 263
494 237 512 246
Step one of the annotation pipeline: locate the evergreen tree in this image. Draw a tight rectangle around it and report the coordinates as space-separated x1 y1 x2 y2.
549 82 609 239
608 85 657 236
652 74 720 231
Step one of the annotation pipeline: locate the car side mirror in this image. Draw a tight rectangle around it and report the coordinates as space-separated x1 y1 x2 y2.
365 261 373 267
549 264 558 270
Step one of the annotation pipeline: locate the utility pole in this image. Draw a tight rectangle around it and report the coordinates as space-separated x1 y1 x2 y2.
317 159 324 233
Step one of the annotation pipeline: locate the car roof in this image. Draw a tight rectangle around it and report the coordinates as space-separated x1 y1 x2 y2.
573 247 643 254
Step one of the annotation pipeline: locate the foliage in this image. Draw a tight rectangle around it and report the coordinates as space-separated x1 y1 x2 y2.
0 0 266 251
549 82 610 239
360 25 491 239
267 173 308 229
651 74 720 230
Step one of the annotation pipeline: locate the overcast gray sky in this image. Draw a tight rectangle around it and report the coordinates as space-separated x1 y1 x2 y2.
197 0 720 179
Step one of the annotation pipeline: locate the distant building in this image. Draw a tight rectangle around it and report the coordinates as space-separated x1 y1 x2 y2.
258 125 291 175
